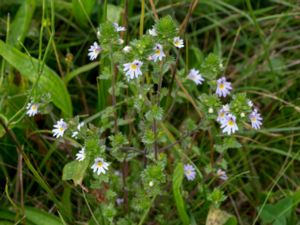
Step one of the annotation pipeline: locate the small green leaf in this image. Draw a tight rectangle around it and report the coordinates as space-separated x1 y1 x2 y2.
107 4 123 23
200 53 223 80
62 160 89 186
0 40 73 117
172 163 190 225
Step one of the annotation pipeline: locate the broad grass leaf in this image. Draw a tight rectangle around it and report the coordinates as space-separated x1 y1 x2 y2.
25 207 63 225
8 0 36 48
72 0 96 27
172 162 190 225
206 207 236 225
259 197 293 225
62 160 89 186
0 40 72 117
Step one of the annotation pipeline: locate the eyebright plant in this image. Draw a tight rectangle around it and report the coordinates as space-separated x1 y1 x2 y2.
26 16 263 224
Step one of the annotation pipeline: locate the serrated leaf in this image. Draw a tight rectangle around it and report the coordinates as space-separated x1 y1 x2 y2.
0 40 72 117
172 163 190 225
62 160 89 186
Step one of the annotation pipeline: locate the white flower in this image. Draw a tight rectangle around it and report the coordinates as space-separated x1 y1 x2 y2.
123 45 131 53
217 169 228 181
217 104 230 123
113 22 126 32
149 181 154 187
77 122 84 130
216 77 232 97
240 112 245 118
220 114 238 135
88 42 101 61
187 69 204 85
123 60 143 79
52 119 68 138
26 102 39 117
149 27 157 36
72 131 78 139
208 107 214 114
76 147 86 161
184 164 196 181
249 108 263 130
248 100 253 108
116 198 124 205
151 44 166 62
91 157 109 175
173 37 184 48
118 39 124 45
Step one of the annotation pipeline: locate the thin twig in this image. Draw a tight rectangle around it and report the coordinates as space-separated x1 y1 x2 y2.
149 0 159 20
179 0 199 35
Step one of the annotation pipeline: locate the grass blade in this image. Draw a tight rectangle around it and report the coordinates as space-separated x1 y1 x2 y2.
0 40 73 117
172 162 190 225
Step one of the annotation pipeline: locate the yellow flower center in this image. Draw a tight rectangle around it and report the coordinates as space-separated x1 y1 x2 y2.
59 127 64 131
175 41 179 46
219 83 225 89
97 161 103 167
252 117 256 122
130 64 137 70
155 49 161 55
228 119 234 126
31 105 37 110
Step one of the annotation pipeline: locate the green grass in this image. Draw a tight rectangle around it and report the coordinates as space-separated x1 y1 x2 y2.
1 0 300 224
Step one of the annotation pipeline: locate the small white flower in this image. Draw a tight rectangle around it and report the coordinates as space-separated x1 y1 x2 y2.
77 122 84 130
217 104 230 123
187 69 204 85
248 100 253 108
249 108 263 130
208 107 214 114
173 37 184 48
26 102 39 117
184 164 196 181
149 27 157 36
149 181 154 187
116 198 124 205
123 45 131 53
123 60 143 79
217 169 228 181
216 77 232 97
88 42 101 61
91 157 109 175
72 131 78 139
151 44 166 62
220 114 238 135
240 112 245 118
52 119 68 138
96 30 101 39
76 147 86 161
113 22 126 32
114 170 121 176
118 38 124 45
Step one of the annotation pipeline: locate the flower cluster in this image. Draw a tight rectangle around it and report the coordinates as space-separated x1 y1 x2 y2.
51 119 110 176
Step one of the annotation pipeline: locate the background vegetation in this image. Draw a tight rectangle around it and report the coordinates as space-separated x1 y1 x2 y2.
0 0 300 224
